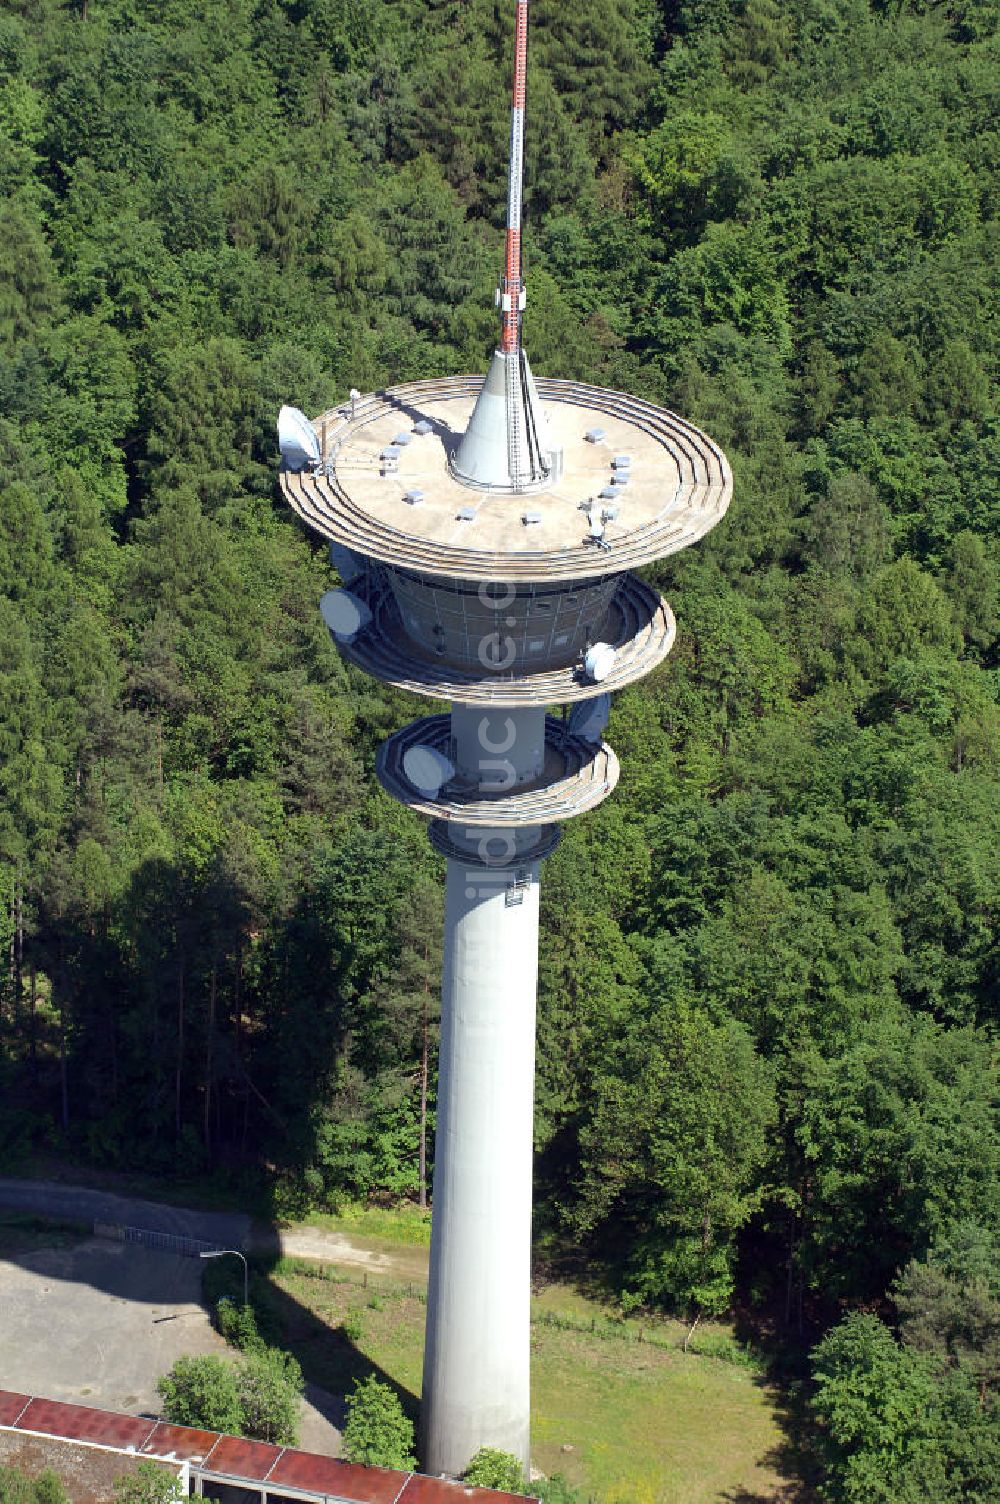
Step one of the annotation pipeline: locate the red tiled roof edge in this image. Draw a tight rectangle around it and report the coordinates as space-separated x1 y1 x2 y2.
0 1392 534 1504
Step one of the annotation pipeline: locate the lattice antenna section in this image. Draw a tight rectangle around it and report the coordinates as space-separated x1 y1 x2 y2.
498 0 530 353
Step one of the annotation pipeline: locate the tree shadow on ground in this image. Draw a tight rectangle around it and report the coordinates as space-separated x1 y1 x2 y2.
203 1246 421 1428
712 1369 821 1503
717 1307 823 1504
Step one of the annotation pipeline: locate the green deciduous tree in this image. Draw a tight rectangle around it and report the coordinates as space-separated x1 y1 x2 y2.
342 1376 415 1470
113 1464 183 1504
572 1001 775 1313
795 1016 1000 1302
811 1312 1000 1503
631 111 752 241
157 1355 242 1434
235 1347 303 1447
463 1448 529 1494
0 1468 68 1504
156 1347 302 1447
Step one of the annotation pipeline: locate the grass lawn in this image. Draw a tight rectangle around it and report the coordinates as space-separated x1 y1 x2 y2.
1 1188 806 1501
530 1322 793 1504
235 1254 804 1504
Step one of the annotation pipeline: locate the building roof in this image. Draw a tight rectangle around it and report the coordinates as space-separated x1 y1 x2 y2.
17 1399 155 1452
0 1391 533 1504
0 1430 179 1504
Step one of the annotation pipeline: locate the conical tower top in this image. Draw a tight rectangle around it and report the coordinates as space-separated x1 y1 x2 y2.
451 0 560 494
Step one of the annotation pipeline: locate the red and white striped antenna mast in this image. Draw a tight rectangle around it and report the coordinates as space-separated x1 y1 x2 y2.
499 0 529 354
451 0 560 494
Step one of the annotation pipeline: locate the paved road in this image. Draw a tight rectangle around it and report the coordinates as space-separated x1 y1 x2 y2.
0 1179 251 1249
0 1179 429 1282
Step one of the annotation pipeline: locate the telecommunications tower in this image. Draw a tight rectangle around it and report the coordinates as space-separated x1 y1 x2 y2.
279 0 731 1478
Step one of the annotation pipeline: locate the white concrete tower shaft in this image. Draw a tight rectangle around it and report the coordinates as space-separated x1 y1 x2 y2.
421 706 544 1476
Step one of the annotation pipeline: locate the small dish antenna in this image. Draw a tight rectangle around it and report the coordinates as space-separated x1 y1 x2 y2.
320 589 372 643
403 745 456 799
568 693 612 743
329 542 364 584
583 643 617 683
587 505 605 541
278 406 322 472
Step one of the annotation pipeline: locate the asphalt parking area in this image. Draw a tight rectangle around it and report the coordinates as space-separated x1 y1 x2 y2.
0 1235 231 1411
0 1235 342 1453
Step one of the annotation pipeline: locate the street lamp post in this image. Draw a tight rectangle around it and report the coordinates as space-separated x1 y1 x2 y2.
199 1248 248 1308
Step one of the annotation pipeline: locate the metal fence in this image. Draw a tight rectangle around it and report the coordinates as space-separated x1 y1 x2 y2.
94 1221 221 1258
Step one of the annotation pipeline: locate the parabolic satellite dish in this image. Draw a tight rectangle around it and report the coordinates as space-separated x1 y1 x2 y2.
329 542 365 585
583 643 617 683
403 745 456 799
320 589 372 643
568 693 612 744
278 406 322 472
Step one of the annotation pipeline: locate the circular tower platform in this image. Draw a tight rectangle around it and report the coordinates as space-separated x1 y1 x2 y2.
281 374 730 740
282 375 731 582
281 371 732 842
